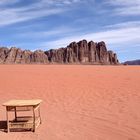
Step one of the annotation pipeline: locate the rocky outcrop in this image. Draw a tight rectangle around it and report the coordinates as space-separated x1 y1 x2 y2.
45 40 119 64
123 59 140 65
0 47 48 64
0 40 119 64
0 47 9 63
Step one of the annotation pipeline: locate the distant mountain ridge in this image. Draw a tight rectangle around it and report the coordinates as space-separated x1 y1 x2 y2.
123 59 140 65
0 40 119 65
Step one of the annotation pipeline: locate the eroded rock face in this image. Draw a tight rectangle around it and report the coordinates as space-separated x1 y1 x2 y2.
46 48 65 63
96 41 108 64
88 41 98 62
45 40 119 64
0 40 119 64
0 47 48 64
0 47 9 63
5 47 18 63
107 51 118 64
31 50 48 63
15 48 24 63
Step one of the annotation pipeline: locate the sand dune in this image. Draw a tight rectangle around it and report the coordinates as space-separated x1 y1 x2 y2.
0 65 140 140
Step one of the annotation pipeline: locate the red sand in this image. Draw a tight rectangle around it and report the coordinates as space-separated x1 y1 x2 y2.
0 65 140 140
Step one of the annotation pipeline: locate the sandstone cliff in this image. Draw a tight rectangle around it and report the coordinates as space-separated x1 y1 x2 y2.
0 40 119 64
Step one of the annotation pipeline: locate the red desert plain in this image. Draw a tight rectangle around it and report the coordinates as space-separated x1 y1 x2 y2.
0 65 140 140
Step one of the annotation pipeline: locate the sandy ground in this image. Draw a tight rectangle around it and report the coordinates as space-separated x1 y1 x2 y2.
0 65 140 140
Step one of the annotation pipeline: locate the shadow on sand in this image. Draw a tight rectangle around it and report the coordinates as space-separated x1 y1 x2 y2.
0 121 7 132
0 121 32 133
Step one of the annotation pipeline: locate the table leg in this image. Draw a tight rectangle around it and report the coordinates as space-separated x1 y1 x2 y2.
38 106 42 124
33 107 35 132
14 107 17 121
6 107 9 133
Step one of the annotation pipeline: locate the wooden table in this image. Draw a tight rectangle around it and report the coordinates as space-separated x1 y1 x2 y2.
3 99 42 132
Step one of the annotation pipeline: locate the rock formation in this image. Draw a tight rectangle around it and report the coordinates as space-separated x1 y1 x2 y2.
0 40 119 64
0 47 48 64
123 59 140 65
45 40 119 64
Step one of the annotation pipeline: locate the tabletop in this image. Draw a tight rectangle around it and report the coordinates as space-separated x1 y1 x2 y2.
3 99 42 107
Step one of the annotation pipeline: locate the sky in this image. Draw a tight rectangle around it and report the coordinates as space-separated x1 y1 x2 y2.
0 0 140 62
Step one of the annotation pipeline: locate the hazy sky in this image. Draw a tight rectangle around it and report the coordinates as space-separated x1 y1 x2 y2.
0 0 140 62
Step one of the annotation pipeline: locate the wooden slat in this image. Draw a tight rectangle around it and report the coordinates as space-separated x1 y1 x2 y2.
7 106 33 112
9 116 40 129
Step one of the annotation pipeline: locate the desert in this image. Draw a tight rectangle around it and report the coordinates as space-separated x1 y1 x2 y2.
0 1 140 139
0 65 140 140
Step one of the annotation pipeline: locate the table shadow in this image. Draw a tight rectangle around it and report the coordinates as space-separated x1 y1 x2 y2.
0 121 7 132
0 121 33 133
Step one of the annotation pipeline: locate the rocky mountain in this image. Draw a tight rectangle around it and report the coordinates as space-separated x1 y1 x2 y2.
0 40 119 64
123 59 140 65
0 47 48 64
